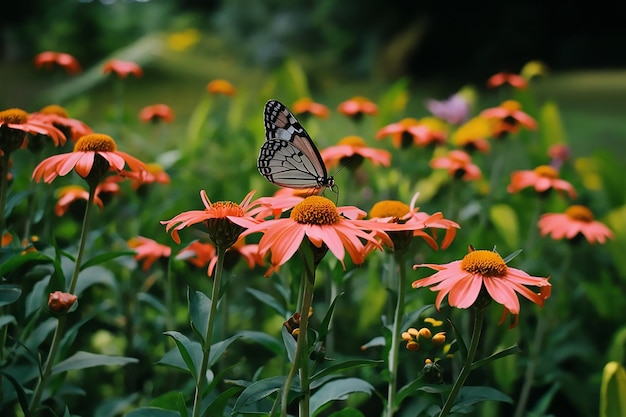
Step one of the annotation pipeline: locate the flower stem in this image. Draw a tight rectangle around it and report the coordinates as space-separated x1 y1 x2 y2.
0 151 10 246
191 245 226 417
28 185 97 415
386 256 407 417
281 245 316 417
438 307 485 417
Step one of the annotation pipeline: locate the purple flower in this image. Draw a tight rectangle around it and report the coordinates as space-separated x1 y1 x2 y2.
425 93 471 125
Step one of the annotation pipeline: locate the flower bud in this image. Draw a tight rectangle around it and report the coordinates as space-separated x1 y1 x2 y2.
48 291 77 314
406 341 420 351
432 332 446 346
418 327 432 339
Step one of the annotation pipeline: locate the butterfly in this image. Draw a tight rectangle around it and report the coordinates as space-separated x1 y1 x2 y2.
258 100 335 192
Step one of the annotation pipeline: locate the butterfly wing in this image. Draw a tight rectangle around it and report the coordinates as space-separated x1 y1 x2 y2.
259 100 332 189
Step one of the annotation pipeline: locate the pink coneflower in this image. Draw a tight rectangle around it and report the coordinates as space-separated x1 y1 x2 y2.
103 59 143 78
480 100 536 139
508 165 576 198
321 135 391 171
413 247 551 327
1 108 66 152
538 205 613 244
128 236 172 271
337 96 378 120
292 98 330 119
139 104 175 123
430 150 482 181
34 51 81 75
486 72 528 90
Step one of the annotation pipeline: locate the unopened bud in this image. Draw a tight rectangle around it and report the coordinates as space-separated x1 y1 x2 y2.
432 332 446 345
48 291 77 314
406 341 419 351
418 327 432 339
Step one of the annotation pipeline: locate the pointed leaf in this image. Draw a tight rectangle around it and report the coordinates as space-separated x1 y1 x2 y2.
450 386 512 412
310 377 374 417
162 331 202 380
503 249 523 264
601 361 626 417
231 376 289 414
80 250 136 271
327 409 365 417
360 336 385 350
202 386 242 417
281 325 296 363
471 344 521 370
125 407 180 417
0 251 53 276
395 375 425 408
237 330 283 356
319 291 344 342
448 318 468 360
1 371 30 415
188 288 211 346
246 288 287 317
51 351 138 375
0 285 21 307
208 334 243 367
311 359 383 382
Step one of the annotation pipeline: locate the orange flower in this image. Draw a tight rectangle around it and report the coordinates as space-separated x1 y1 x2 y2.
231 196 397 276
1 108 66 152
508 165 576 198
161 190 261 248
547 144 571 169
377 117 446 149
177 240 217 268
48 291 78 314
139 104 175 123
486 72 528 89
413 247 551 327
538 205 613 244
55 185 104 216
179 240 265 277
103 59 143 78
430 149 482 181
32 133 145 184
480 100 536 138
124 162 170 190
30 105 92 142
34 51 81 74
321 136 391 171
368 192 459 252
451 116 492 153
206 79 236 96
253 189 309 219
2 231 13 246
128 236 172 271
337 96 378 120
292 98 330 119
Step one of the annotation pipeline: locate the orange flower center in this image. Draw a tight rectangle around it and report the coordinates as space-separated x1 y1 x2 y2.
39 104 68 118
74 134 117 152
290 196 340 225
501 100 521 111
338 135 366 147
565 205 594 222
210 201 245 218
460 250 508 277
533 165 559 179
0 108 29 124
369 200 410 221
399 117 420 127
145 163 165 174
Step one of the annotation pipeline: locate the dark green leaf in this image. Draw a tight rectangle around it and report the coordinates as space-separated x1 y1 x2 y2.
0 251 53 276
281 325 296 363
0 314 16 329
0 285 21 307
94 394 140 417
208 334 243 367
162 331 202 380
246 287 287 317
231 376 289 413
503 249 523 264
80 250 137 271
319 291 344 342
137 292 167 313
52 351 138 375
74 265 118 296
448 318 467 360
471 344 522 370
202 386 242 417
395 375 425 408
328 408 365 417
311 359 383 382
450 386 512 412
1 370 30 415
237 330 283 356
124 407 181 417
310 377 374 416
188 288 211 346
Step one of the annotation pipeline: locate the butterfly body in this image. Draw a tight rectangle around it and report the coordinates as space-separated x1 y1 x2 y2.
258 100 335 191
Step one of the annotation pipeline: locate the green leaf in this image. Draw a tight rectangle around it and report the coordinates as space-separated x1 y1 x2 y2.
208 334 243 367
1 370 30 415
162 331 202 380
125 407 180 417
0 284 21 307
0 314 16 329
51 351 138 375
237 330 283 356
202 386 242 417
327 408 365 417
448 319 468 360
80 250 137 271
311 359 383 382
360 336 385 350
0 251 53 276
471 344 522 370
503 249 523 264
450 386 512 412
310 377 374 417
188 288 211 346
319 291 344 343
395 375 425 408
231 376 288 414
489 204 519 251
74 265 118 296
601 361 626 417
281 325 296 363
246 287 287 317
540 100 567 147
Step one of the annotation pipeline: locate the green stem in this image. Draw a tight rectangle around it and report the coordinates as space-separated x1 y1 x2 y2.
438 308 485 417
281 245 315 417
386 256 407 417
191 245 225 417
0 151 10 246
28 185 97 415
